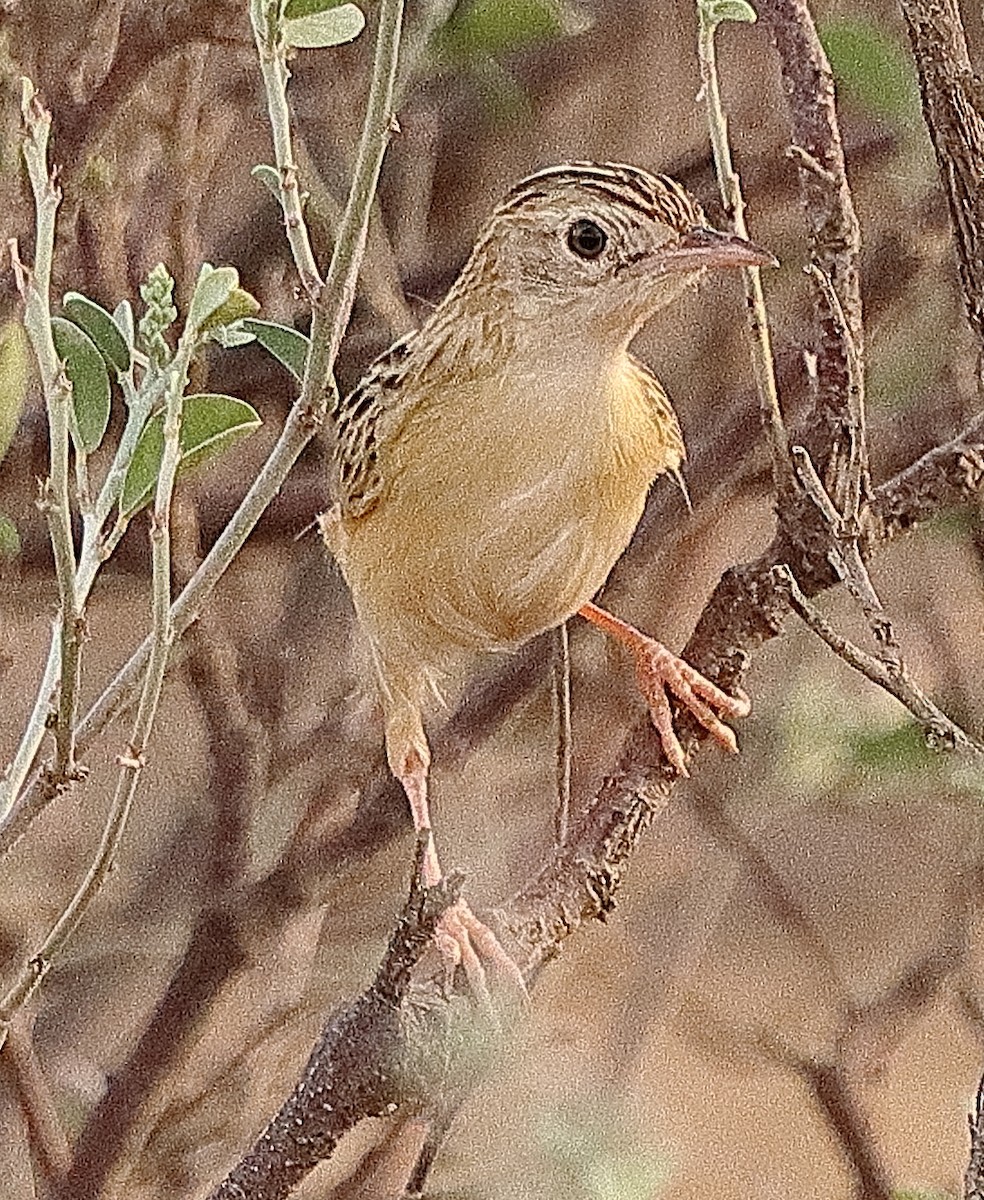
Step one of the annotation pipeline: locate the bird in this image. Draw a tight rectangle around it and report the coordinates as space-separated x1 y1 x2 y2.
321 161 774 974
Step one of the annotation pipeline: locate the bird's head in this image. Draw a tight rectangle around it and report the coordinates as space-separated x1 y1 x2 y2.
465 161 776 348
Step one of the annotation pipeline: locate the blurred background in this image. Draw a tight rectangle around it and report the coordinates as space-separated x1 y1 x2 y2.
2 1 984 1197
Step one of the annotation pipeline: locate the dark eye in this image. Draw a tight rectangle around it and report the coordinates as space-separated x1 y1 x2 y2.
566 218 608 260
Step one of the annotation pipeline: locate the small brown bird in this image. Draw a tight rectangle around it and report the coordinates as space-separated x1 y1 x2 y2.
322 162 773 954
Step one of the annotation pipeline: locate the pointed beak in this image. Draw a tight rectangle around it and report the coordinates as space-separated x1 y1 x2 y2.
661 226 778 273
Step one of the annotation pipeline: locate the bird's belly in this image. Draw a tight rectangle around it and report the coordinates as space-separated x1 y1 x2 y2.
449 493 643 649
339 454 649 663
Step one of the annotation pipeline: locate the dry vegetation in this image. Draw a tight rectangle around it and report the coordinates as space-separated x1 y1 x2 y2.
3 1 984 1198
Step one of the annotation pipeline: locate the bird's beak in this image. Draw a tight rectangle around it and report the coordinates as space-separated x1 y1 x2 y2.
660 226 778 273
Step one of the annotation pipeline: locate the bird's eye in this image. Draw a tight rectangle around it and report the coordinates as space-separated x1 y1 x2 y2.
566 218 608 260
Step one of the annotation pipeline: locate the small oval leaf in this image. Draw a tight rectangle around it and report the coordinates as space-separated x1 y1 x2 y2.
50 316 111 453
242 319 310 382
187 264 240 333
252 163 282 199
200 287 261 332
284 4 365 47
0 320 30 466
210 325 257 349
62 292 131 373
120 393 262 515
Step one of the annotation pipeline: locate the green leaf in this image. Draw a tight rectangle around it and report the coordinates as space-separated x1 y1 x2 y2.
252 163 282 199
50 316 112 454
120 393 262 515
187 263 240 334
284 3 365 47
0 320 30 466
820 17 921 126
0 513 21 559
700 0 757 24
242 319 310 382
199 287 261 332
62 291 131 373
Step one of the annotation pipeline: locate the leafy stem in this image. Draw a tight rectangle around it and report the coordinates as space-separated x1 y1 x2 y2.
0 0 407 857
250 0 323 300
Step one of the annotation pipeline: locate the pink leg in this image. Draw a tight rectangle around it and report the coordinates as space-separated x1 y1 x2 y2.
393 746 527 1008
398 746 443 888
579 601 751 777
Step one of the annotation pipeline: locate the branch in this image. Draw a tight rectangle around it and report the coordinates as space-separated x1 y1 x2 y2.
2 85 84 821
772 563 984 754
208 846 467 1200
755 0 865 510
0 318 199 1033
249 0 323 300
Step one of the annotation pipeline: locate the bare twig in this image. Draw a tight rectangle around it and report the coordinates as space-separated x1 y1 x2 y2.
968 1075 984 1200
790 445 898 659
207 844 466 1200
697 2 792 500
0 313 200 1032
772 564 984 754
250 0 323 300
803 263 869 516
552 621 572 846
0 1016 72 1188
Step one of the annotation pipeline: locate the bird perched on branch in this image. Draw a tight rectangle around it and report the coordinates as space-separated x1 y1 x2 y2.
321 161 774 969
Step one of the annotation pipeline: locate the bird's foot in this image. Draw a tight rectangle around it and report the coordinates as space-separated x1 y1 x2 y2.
433 899 528 1018
630 637 750 777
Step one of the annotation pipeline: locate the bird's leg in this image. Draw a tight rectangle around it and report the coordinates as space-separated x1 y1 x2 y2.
398 746 443 888
394 747 527 1008
578 601 750 777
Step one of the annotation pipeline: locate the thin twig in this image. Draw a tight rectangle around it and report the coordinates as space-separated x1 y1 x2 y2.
0 1016 72 1187
899 0 984 357
696 4 792 501
755 0 864 508
772 564 984 754
968 1073 984 1200
803 262 868 520
790 445 898 659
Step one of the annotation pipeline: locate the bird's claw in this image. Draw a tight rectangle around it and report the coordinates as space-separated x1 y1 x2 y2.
433 900 528 1020
632 639 750 776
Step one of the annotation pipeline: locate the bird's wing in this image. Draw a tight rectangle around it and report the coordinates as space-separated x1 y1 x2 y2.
332 331 419 519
